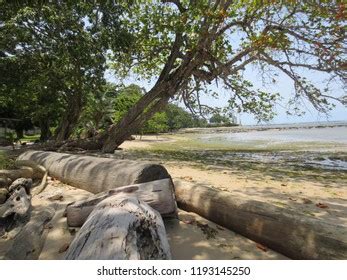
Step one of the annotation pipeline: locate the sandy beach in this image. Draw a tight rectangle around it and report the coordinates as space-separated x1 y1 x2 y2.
1 125 346 260
117 131 347 242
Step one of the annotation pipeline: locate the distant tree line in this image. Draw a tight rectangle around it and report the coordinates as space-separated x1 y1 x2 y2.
74 84 236 138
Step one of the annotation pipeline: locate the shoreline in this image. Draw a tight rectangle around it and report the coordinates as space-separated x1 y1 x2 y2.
176 121 347 134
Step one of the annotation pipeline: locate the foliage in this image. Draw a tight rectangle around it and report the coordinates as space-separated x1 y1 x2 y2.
165 104 195 131
75 83 118 138
0 150 15 169
111 0 346 122
113 84 145 123
141 112 169 134
0 1 133 140
209 113 231 125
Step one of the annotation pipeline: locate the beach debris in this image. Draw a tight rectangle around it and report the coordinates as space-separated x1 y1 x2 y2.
17 150 171 194
65 196 171 260
301 198 313 204
216 225 225 231
0 188 8 204
174 179 347 259
316 202 329 209
58 243 70 253
182 219 195 225
66 179 177 227
181 176 193 181
0 183 31 218
196 221 218 239
8 178 32 193
256 243 268 252
0 177 11 189
48 193 64 201
4 207 55 260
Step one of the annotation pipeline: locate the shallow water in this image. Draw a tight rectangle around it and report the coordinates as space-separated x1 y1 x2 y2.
184 125 347 171
199 126 347 145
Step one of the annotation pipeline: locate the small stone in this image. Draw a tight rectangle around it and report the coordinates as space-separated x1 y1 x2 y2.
182 176 193 181
301 198 313 204
48 194 64 201
0 188 9 204
316 202 329 209
0 177 11 188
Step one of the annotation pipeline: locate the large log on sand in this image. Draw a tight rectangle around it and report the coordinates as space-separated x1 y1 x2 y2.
65 196 171 260
17 150 171 193
66 179 177 227
174 180 347 260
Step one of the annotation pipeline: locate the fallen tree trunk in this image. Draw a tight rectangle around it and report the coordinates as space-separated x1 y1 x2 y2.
66 178 177 227
65 196 171 260
174 180 347 260
17 150 171 194
0 168 33 181
15 160 46 178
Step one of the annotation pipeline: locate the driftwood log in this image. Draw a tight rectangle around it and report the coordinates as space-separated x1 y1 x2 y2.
66 178 177 227
0 168 33 181
0 160 46 189
0 179 32 219
3 206 55 260
17 151 171 193
174 180 347 260
65 196 171 260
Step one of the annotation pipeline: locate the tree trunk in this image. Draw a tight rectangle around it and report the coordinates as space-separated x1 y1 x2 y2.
17 151 171 194
39 119 52 142
65 196 171 260
102 82 171 153
174 180 347 260
66 178 177 227
14 127 23 140
54 92 83 142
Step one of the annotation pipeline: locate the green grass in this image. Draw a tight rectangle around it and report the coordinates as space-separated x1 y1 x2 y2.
20 134 40 142
0 150 16 169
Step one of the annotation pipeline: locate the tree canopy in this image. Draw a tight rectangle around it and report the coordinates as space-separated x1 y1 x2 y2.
102 0 346 152
1 1 346 152
0 1 132 140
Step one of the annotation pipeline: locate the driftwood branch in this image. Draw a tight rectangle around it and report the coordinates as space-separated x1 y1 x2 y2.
65 196 171 260
66 178 177 227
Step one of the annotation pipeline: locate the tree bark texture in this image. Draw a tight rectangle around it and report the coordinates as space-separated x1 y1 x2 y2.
17 151 171 194
65 196 171 260
54 91 83 142
174 180 347 260
66 178 177 227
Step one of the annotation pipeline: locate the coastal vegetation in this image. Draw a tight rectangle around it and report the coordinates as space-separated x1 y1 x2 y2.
0 0 346 261
0 1 345 152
